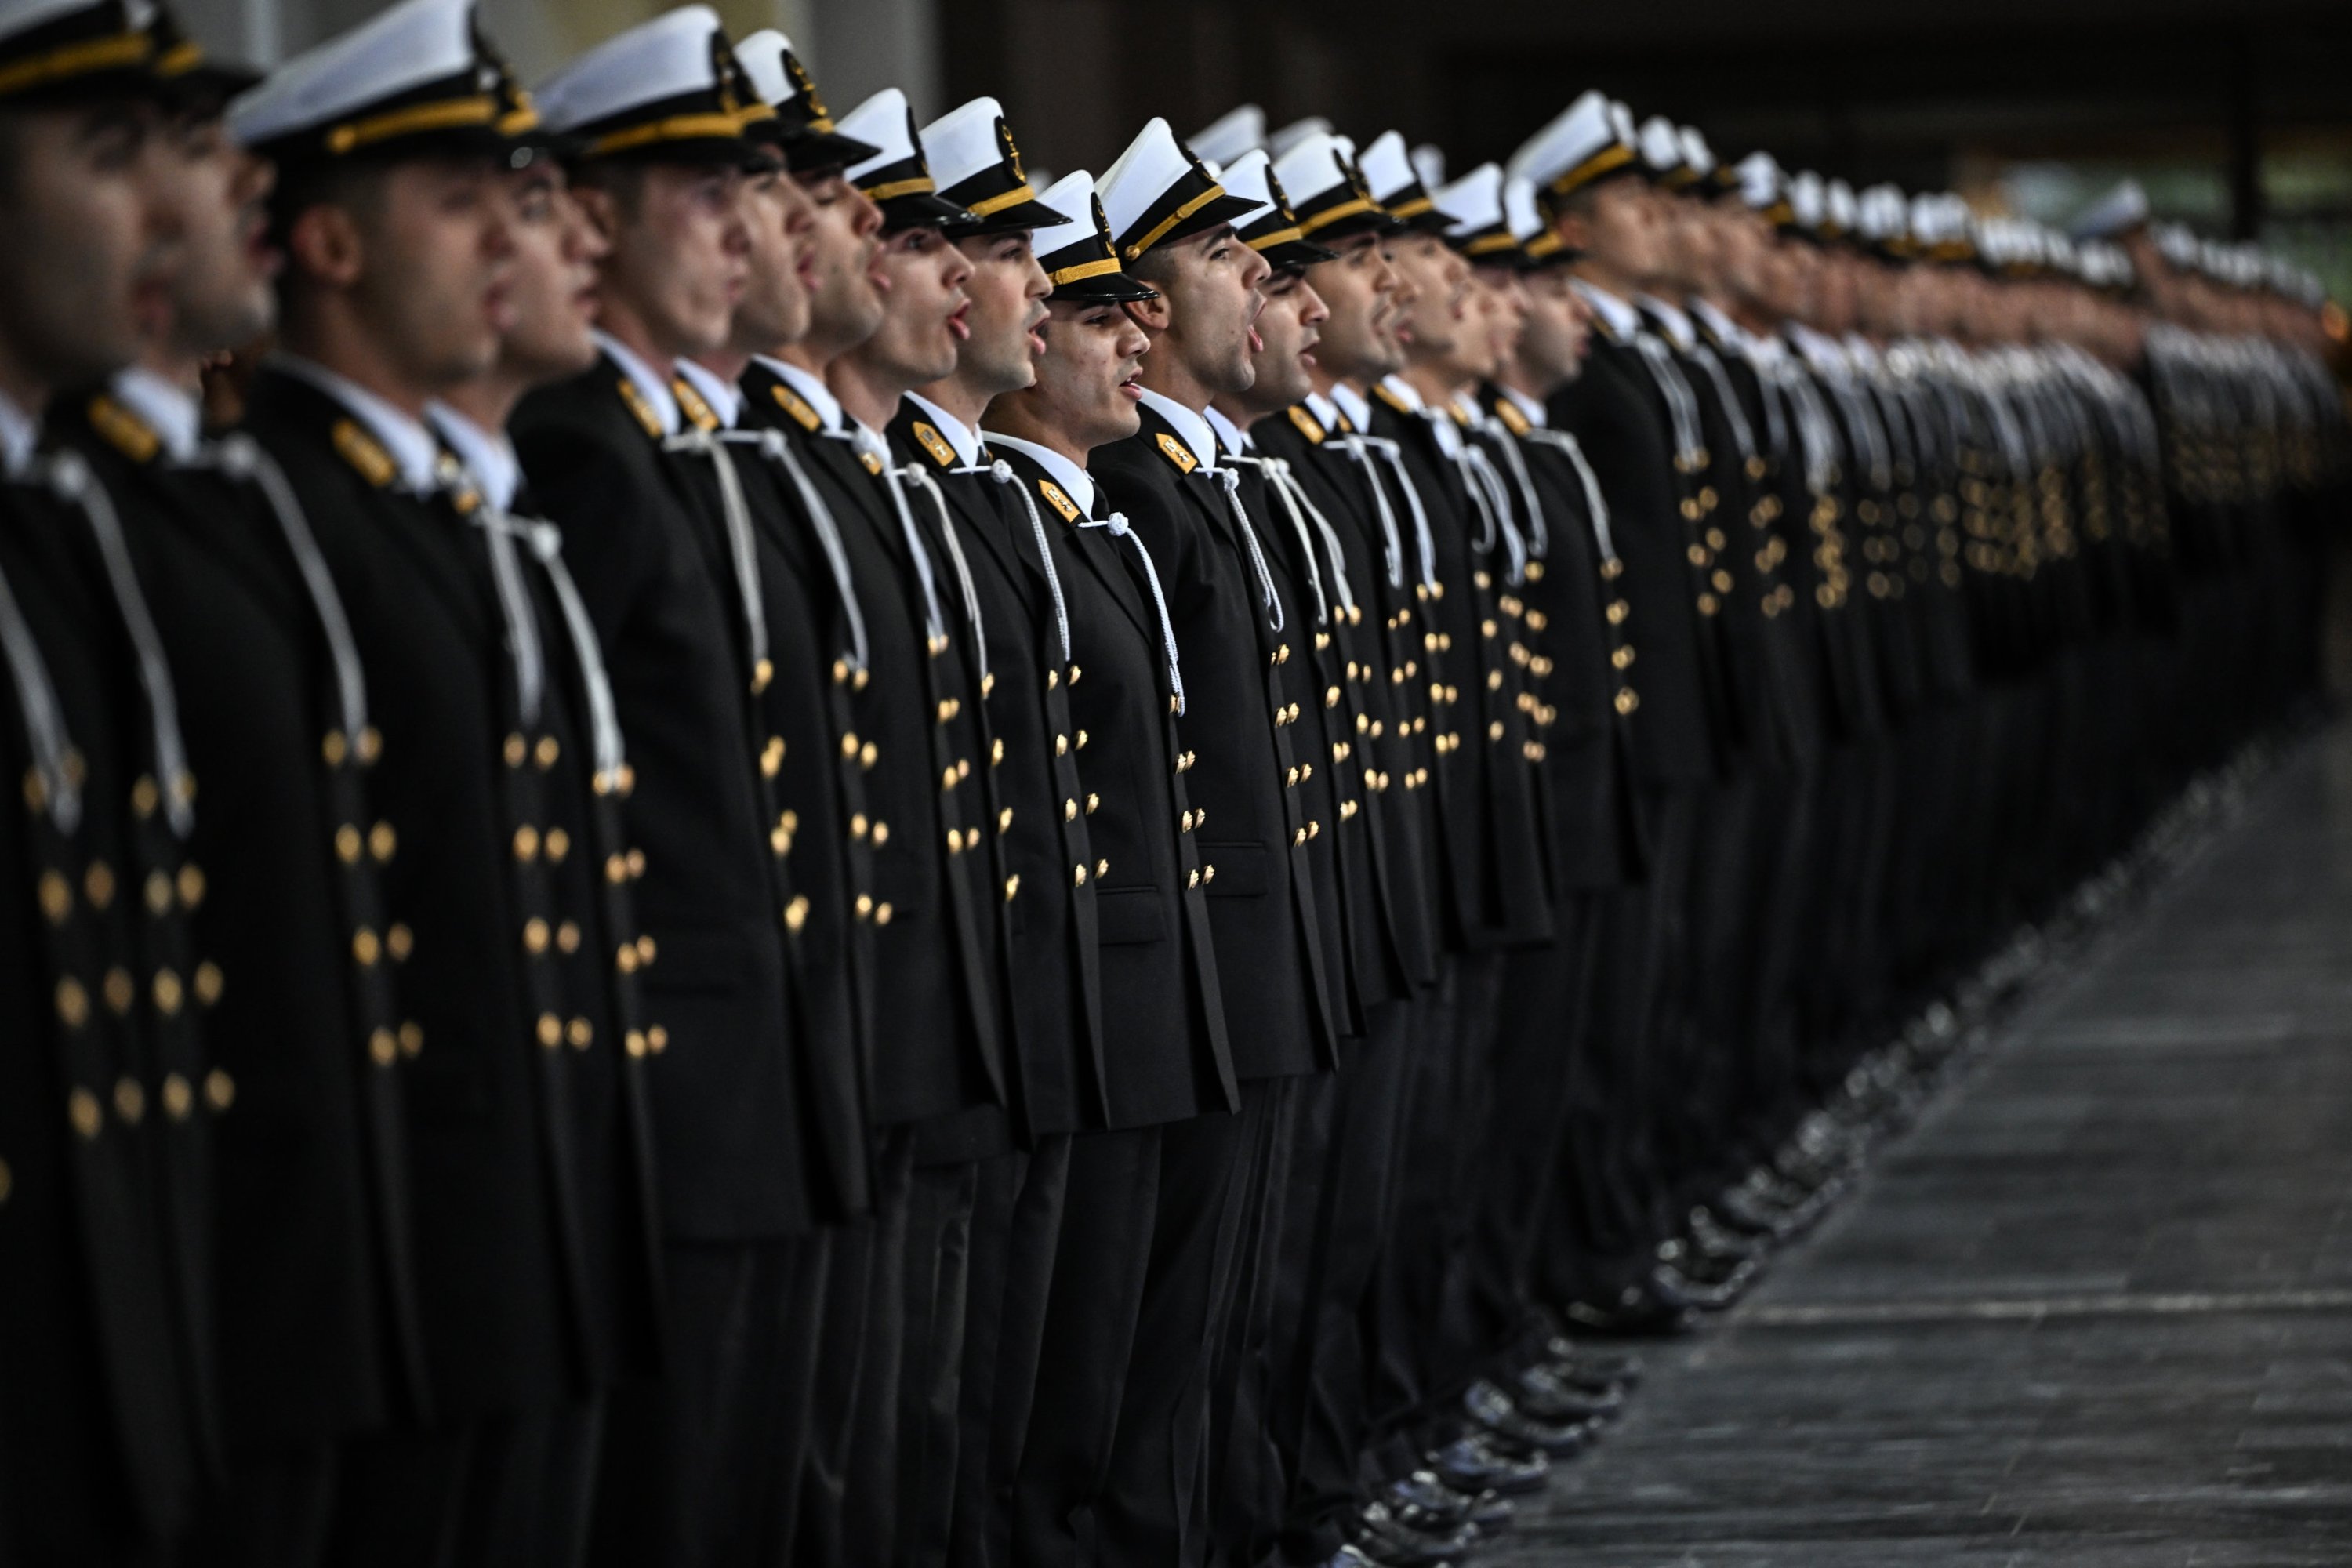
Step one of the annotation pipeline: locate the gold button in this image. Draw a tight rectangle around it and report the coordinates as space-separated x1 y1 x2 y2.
942 766 958 790
626 1029 649 1058
370 1027 399 1067
504 733 528 767
1094 858 1109 878
627 848 646 879
1065 798 1078 822
568 1018 593 1050
859 742 878 769
1055 734 1069 756
535 735 560 769
617 943 640 975
399 1022 424 1058
177 862 207 907
851 812 870 840
1069 663 1083 684
336 824 363 863
113 1076 145 1126
1612 645 1635 670
153 969 183 1017
69 1086 102 1139
1075 730 1088 750
785 895 811 933
607 853 630 885
1187 869 1200 888
355 727 383 765
947 827 964 855
130 775 159 819
536 1013 563 1049
871 821 890 845
543 827 568 863
193 961 223 1006
205 1069 235 1112
37 869 69 924
514 825 540 862
103 967 134 1015
1073 864 1087 886
386 924 413 962
990 738 1005 765
162 1073 193 1121
840 731 861 759
1202 864 1216 884
647 1025 670 1054
1085 793 1099 815
524 917 551 954
1606 600 1629 625
855 893 875 920
1614 688 1639 715
353 927 381 967
873 902 892 926
753 658 774 694
324 730 350 767
1293 827 1307 845
762 737 785 778
84 861 114 909
1003 875 1020 902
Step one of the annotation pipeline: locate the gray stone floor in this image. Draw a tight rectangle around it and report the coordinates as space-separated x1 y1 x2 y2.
1494 728 2352 1566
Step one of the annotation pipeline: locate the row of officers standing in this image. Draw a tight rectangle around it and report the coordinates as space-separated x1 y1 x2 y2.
0 0 2343 1563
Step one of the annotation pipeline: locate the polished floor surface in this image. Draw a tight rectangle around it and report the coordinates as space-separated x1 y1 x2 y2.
1497 728 2352 1566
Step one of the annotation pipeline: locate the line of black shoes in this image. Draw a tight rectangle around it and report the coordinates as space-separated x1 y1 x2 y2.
1316 724 2301 1566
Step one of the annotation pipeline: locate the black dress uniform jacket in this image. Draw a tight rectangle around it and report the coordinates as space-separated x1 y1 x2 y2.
511 356 816 1243
888 407 1106 1138
247 367 656 1420
1093 400 1334 1079
1550 339 1731 787
48 390 429 1456
0 471 204 1554
988 442 1237 1127
735 360 1007 1137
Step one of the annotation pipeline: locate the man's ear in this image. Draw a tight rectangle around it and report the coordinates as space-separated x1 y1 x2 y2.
1552 208 1592 257
570 182 620 252
287 202 365 290
1122 291 1173 334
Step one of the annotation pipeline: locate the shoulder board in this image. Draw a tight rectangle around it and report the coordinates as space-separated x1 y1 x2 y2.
1287 405 1326 445
1154 430 1198 474
671 377 720 432
770 383 821 433
1590 314 1621 346
616 377 664 438
1332 406 1356 435
85 394 158 464
1037 479 1080 522
858 448 884 476
332 418 396 488
1447 404 1472 427
911 421 956 467
1373 383 1412 415
1492 397 1531 436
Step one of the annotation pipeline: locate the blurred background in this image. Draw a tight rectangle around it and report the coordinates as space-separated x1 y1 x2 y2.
177 0 2352 302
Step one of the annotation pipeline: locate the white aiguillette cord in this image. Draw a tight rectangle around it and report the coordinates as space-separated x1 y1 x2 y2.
1224 453 1334 625
958 458 1072 666
1207 464 1286 635
1348 432 1439 591
0 542 78 833
722 428 869 680
896 462 989 684
184 432 372 779
665 426 772 692
1519 426 1617 563
1080 510 1185 717
1449 437 1529 586
44 450 192 839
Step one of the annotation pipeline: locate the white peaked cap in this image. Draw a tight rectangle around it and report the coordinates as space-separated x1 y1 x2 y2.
838 86 916 185
1908 189 1946 245
1355 130 1420 206
920 94 1007 191
1266 114 1334 161
1504 175 1546 244
1506 89 1633 196
535 5 729 136
1214 147 1276 212
1098 114 1259 253
1636 114 1682 175
1410 143 1446 192
2068 178 2149 241
1189 103 1265 167
733 28 801 108
1824 178 1858 233
229 0 482 148
1679 125 1716 180
1029 169 1097 256
1733 151 1782 211
1272 129 1354 207
2150 222 2199 270
1856 184 1907 245
1434 162 1504 236
1785 169 1824 230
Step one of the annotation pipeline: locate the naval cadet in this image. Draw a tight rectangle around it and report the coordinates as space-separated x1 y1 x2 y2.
0 4 216 1556
228 1 660 1559
42 18 437 1563
880 93 1101 1568
510 12 822 1563
978 172 1241 1567
1091 111 1338 1564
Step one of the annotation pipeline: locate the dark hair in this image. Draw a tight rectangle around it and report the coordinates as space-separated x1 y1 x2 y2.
266 156 388 252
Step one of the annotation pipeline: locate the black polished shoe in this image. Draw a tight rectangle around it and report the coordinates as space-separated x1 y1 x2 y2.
1565 1283 1697 1338
1464 1379 1592 1456
1351 1501 1475 1566
1540 1334 1644 1388
1427 1433 1551 1496
1687 1206 1769 1260
1383 1471 1473 1530
1512 1364 1623 1422
1647 1256 1757 1314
